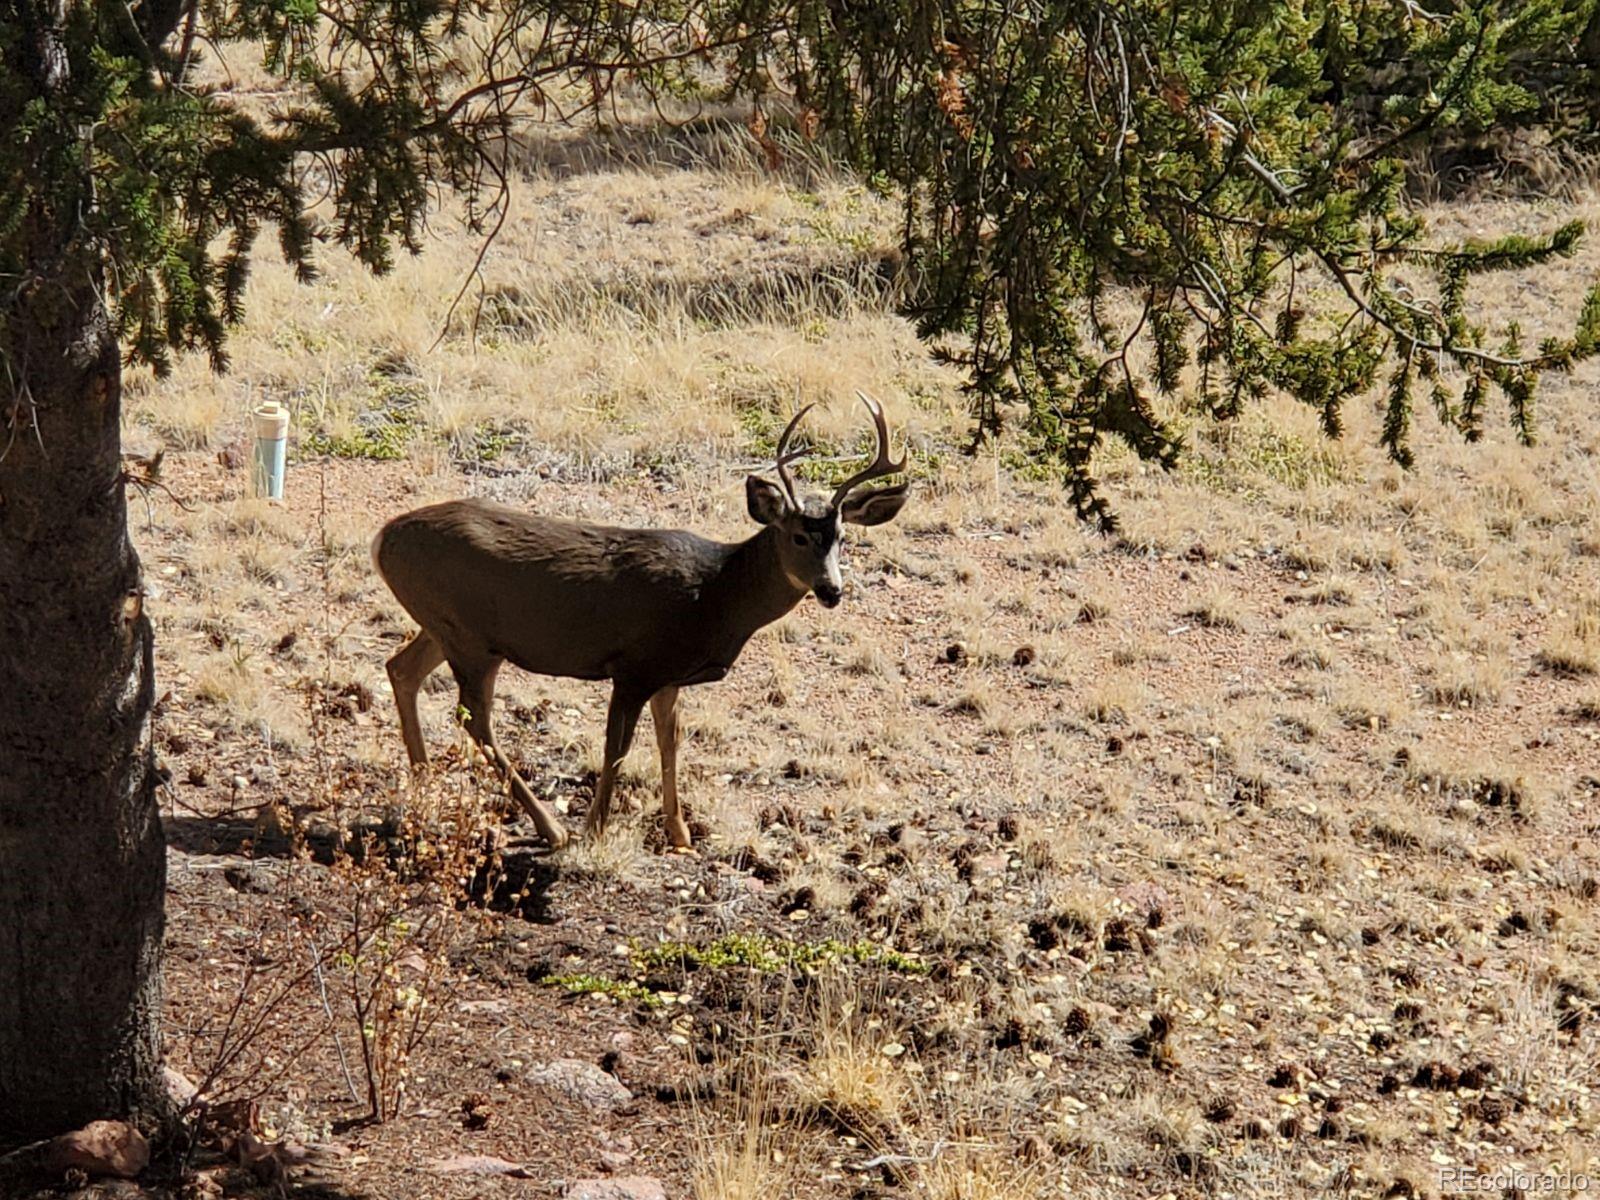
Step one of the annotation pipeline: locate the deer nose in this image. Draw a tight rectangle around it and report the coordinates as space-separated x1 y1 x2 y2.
814 582 842 608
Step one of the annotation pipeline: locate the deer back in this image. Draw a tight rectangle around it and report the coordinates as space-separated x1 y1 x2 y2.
373 498 798 686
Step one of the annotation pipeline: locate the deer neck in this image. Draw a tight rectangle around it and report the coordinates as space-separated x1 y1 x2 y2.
708 525 809 643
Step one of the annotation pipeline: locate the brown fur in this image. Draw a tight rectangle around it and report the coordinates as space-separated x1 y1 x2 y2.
374 499 805 688
372 481 905 849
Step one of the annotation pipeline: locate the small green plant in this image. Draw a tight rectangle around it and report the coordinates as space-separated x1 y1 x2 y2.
301 375 425 461
303 409 419 461
539 935 929 1008
1182 422 1351 498
1000 446 1061 485
736 400 781 455
545 973 667 1008
303 425 411 461
458 424 516 464
636 933 929 975
737 402 844 472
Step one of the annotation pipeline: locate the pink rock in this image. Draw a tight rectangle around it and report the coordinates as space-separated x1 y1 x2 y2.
526 1059 634 1112
457 998 511 1016
46 1120 150 1179
163 1065 199 1109
1118 880 1176 923
968 851 1010 878
598 1149 634 1173
429 1154 534 1177
568 1177 667 1200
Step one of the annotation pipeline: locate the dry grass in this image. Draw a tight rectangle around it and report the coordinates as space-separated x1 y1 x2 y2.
1538 608 1600 677
1181 587 1247 631
690 1056 800 1200
1427 649 1512 707
915 1149 1045 1200
132 116 1600 1200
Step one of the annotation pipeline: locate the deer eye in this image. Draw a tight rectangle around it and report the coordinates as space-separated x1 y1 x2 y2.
792 533 810 547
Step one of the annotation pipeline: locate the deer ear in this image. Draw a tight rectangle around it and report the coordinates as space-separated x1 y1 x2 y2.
746 475 789 525
839 482 909 526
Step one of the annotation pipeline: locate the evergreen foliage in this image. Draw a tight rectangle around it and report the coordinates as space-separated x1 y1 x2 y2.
4 0 1600 523
729 0 1600 523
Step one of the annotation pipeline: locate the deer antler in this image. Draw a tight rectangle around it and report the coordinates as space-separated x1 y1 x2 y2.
830 392 907 509
772 402 815 508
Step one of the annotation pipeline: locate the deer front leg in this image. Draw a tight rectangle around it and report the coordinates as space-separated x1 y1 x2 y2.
650 686 691 850
585 684 647 840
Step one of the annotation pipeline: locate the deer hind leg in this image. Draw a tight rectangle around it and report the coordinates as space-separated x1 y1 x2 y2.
650 687 691 849
386 629 445 765
584 684 648 840
452 658 570 851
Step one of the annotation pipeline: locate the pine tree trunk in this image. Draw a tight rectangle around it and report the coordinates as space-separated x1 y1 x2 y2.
0 270 167 1143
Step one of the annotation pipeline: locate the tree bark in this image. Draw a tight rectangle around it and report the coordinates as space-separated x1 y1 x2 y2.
0 268 167 1143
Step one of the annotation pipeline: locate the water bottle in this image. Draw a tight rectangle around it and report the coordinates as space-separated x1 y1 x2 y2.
251 401 289 501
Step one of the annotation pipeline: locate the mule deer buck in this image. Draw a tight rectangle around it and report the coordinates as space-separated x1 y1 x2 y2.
371 394 909 850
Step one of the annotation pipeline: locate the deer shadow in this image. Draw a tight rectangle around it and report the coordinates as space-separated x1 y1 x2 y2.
163 813 561 923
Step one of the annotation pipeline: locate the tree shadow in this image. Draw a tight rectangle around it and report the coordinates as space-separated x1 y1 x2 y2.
163 814 561 923
0 1153 394 1200
503 105 801 183
476 248 907 333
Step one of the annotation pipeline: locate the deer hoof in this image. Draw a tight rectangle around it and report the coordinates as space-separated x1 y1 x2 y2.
665 816 693 852
543 826 570 851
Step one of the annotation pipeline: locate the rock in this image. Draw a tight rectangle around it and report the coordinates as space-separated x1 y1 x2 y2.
567 1177 667 1200
526 1058 634 1113
163 1065 199 1109
596 1131 636 1172
429 1154 534 1177
64 1181 145 1198
1118 880 1176 927
223 864 272 894
965 851 1010 879
46 1120 150 1179
456 998 511 1016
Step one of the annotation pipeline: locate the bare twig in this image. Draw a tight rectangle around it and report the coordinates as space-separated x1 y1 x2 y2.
310 941 362 1106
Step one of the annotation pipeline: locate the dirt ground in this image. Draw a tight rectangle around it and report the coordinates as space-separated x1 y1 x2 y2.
58 122 1600 1200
